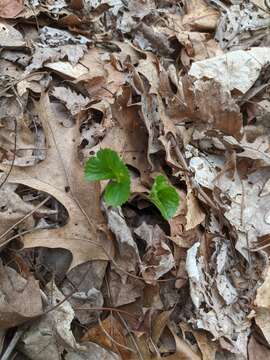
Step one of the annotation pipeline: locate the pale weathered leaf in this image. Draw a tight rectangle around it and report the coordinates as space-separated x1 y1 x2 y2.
0 93 113 269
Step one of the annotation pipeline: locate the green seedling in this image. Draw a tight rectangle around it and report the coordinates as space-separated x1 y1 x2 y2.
84 148 180 219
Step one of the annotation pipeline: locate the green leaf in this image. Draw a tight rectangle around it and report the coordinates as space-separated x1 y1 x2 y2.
104 179 130 207
84 148 131 207
149 175 180 220
84 148 130 183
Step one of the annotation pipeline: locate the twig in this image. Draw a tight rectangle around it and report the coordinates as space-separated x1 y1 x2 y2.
0 72 46 97
43 261 93 315
0 196 51 244
1 327 25 360
98 317 136 353
117 313 145 360
75 306 137 318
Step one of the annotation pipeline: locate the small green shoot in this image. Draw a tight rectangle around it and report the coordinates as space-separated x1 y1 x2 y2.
84 149 180 219
84 148 130 207
149 175 180 220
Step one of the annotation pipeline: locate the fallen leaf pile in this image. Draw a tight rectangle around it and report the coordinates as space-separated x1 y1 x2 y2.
1 0 270 359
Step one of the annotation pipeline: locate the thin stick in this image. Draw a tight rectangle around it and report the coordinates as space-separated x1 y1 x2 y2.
75 306 137 318
0 196 51 243
98 317 136 353
1 327 25 360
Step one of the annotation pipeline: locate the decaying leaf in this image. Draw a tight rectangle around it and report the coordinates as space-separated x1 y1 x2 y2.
189 47 270 93
0 262 42 329
19 282 84 359
183 0 219 31
0 0 24 18
185 239 260 357
0 93 113 269
0 22 25 47
1 0 270 358
135 222 175 284
52 86 89 116
81 315 130 359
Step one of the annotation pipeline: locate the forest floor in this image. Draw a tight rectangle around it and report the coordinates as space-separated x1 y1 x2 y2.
1 0 270 359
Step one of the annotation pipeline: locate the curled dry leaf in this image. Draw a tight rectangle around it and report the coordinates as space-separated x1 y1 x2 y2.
107 270 144 307
135 222 175 284
61 260 107 325
185 239 256 356
105 206 139 274
182 77 243 137
0 262 42 329
166 323 201 360
19 282 84 360
185 188 205 231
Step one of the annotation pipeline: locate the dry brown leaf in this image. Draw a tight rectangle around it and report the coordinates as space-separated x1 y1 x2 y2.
189 48 270 94
61 260 107 325
81 315 130 359
105 206 139 275
185 189 205 231
152 310 172 345
177 32 223 68
27 44 86 73
20 281 84 359
135 222 175 284
183 0 219 31
0 185 55 240
255 265 270 308
0 0 24 18
107 270 144 307
74 48 126 104
182 77 243 137
0 263 42 328
0 93 113 269
248 335 270 359
167 323 201 360
180 323 217 360
45 61 89 79
254 265 270 345
254 308 270 345
52 86 89 116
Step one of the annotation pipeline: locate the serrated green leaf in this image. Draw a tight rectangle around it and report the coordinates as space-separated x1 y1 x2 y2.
104 179 130 207
149 175 180 220
84 148 130 182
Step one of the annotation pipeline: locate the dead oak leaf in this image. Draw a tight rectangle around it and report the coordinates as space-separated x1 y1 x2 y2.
0 0 24 18
183 0 219 31
0 93 113 269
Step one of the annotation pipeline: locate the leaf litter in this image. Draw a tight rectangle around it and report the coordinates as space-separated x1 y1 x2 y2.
1 0 270 359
